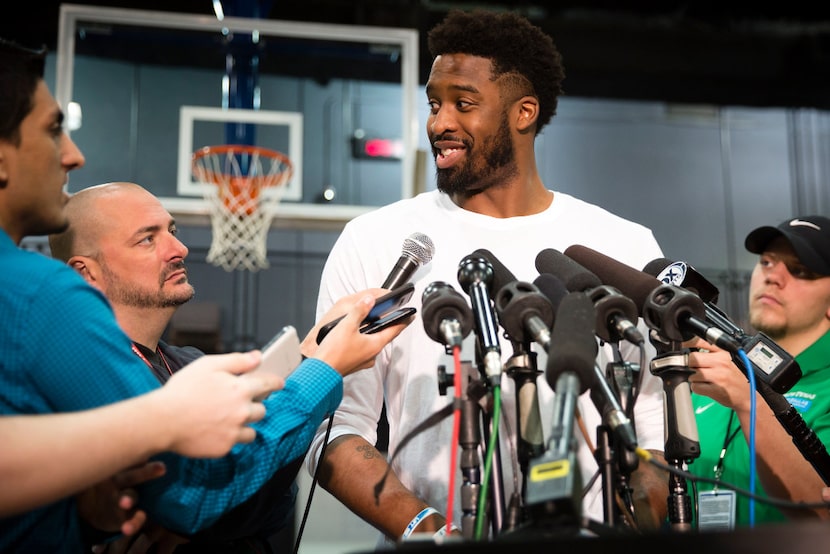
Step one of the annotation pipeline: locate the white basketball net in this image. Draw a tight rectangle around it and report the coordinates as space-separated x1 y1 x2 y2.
192 146 293 272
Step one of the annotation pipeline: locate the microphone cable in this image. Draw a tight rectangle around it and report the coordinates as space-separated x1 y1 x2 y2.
446 343 462 532
738 348 758 527
475 383 503 541
293 414 335 554
636 447 830 514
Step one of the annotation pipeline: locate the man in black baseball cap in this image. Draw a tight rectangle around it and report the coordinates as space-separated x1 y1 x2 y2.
745 215 830 278
687 214 830 527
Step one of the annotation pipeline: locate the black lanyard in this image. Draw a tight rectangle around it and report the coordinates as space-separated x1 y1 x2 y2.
713 410 741 484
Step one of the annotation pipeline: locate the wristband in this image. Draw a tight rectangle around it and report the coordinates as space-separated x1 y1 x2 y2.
401 507 439 540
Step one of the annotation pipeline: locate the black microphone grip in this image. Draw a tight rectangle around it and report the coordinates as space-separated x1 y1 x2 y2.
775 403 830 485
382 255 419 289
382 232 435 289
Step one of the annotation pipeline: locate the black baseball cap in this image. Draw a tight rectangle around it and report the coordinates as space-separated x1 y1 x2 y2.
745 215 830 276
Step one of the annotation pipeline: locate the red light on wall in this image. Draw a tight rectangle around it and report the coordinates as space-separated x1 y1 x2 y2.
352 137 403 159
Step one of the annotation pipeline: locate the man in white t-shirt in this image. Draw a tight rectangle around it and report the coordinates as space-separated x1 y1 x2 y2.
306 9 669 544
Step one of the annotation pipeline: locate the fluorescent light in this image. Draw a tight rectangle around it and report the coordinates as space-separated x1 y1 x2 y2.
212 0 225 20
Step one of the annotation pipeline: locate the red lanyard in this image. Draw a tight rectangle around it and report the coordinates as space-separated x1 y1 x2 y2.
131 343 174 376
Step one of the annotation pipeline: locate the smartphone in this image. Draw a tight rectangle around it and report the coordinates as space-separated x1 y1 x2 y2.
258 325 303 378
362 306 417 334
315 283 415 344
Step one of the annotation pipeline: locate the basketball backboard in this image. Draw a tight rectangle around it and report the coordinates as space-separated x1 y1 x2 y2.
55 4 419 225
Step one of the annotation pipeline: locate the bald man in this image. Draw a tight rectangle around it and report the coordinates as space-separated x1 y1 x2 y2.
49 182 409 553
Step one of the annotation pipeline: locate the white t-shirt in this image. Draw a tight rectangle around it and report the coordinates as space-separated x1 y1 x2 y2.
307 189 666 535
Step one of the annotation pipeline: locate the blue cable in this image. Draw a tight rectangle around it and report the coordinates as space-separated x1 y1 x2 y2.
737 349 757 527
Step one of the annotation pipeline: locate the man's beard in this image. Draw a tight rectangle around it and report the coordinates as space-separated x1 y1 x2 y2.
102 261 194 309
436 114 517 197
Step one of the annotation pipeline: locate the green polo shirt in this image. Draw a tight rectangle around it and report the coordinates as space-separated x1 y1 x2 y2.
689 329 830 526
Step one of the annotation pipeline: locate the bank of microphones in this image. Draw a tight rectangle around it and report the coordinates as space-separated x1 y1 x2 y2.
643 257 801 393
419 243 804 419
413 243 827 523
564 245 800 393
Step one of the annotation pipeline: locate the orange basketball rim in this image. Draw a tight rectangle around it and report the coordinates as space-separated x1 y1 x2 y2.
191 144 293 216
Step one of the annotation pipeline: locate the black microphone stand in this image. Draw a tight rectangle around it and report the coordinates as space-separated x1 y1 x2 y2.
648 334 700 533
472 339 508 539
603 347 641 526
438 360 484 539
503 338 543 530
594 424 621 527
592 354 641 531
437 354 507 540
640 285 710 532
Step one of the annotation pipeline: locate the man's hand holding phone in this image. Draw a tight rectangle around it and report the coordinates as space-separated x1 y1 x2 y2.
302 286 415 377
314 283 415 344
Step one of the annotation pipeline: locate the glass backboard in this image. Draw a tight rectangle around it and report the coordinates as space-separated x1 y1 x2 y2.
56 4 419 225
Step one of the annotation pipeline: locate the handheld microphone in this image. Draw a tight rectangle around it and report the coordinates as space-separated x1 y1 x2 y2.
472 249 556 349
564 245 741 351
525 292 595 517
642 257 801 394
421 281 474 349
457 254 502 382
382 232 435 289
536 248 643 344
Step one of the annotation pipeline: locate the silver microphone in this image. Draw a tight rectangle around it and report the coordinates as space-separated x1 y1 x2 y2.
382 232 435 289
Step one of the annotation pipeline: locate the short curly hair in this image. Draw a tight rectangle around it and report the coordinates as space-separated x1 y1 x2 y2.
427 9 565 135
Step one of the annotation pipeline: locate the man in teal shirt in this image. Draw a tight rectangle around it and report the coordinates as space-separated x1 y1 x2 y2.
688 215 830 527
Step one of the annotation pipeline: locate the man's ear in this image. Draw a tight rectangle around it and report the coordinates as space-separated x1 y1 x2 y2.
515 96 539 134
68 255 101 288
0 143 9 187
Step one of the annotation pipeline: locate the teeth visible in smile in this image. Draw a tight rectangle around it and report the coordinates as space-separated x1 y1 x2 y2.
440 148 459 157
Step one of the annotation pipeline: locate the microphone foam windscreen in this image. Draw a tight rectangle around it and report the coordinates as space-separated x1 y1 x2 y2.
421 281 474 342
546 291 596 394
642 258 673 279
472 248 516 294
533 273 569 314
535 248 602 292
564 245 658 314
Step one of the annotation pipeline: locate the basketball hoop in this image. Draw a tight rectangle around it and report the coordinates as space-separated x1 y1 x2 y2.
191 144 293 272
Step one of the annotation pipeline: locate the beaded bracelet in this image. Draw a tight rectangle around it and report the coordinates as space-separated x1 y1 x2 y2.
401 507 439 540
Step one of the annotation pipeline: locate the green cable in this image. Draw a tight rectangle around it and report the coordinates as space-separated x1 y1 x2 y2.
474 385 501 540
